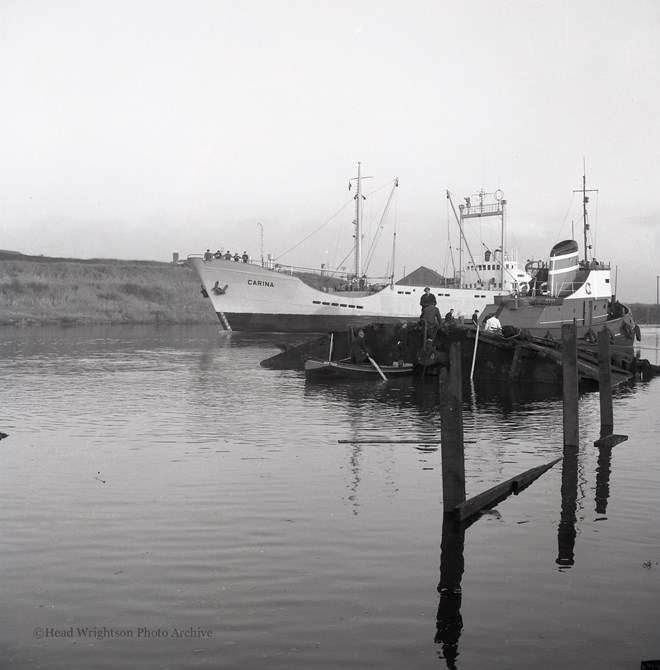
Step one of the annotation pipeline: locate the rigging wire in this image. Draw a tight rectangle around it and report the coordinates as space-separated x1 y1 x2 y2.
554 192 576 245
274 199 353 262
391 184 399 281
591 191 599 257
325 248 354 280
275 177 399 269
331 216 344 272
443 195 455 278
446 189 481 285
363 179 398 273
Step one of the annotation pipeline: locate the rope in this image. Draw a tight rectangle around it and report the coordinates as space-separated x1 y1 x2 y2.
364 180 398 273
501 326 523 340
275 178 399 266
555 191 576 245
275 199 352 262
325 249 354 280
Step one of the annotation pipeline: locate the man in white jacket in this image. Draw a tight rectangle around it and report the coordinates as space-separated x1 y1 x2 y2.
484 313 502 331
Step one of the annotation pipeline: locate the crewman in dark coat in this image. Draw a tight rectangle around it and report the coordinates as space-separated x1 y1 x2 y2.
420 287 437 316
421 303 442 339
350 330 370 364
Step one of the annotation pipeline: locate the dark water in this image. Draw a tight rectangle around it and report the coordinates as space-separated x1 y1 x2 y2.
1 325 659 669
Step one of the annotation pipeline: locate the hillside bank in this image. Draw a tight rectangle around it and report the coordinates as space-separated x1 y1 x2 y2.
0 254 218 326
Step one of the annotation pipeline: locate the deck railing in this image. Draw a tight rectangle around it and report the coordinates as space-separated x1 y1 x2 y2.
187 254 393 286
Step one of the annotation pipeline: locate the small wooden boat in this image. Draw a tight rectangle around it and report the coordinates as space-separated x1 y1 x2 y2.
304 357 414 380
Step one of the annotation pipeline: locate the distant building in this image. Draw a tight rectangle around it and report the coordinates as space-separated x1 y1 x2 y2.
395 266 448 288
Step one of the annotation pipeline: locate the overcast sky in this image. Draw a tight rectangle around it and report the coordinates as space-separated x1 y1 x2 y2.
1 0 659 302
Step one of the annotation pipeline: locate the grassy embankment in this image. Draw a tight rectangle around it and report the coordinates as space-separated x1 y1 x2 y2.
0 255 218 326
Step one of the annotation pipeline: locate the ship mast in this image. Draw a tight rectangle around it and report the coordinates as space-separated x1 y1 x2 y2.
355 162 363 278
573 160 597 264
349 162 371 278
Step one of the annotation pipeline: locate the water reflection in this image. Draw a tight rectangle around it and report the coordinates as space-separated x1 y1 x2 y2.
348 442 362 515
556 447 579 568
466 376 564 410
2 324 657 670
595 447 613 515
435 515 466 669
556 440 615 567
433 394 619 666
303 369 570 520
304 374 565 419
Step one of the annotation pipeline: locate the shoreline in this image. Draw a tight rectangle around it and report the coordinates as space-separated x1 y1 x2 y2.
0 256 218 327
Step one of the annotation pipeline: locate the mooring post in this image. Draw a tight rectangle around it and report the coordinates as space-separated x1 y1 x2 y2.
593 328 628 448
561 322 579 448
440 342 466 510
597 328 614 436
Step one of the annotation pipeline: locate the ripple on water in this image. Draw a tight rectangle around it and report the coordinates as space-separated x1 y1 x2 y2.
1 325 659 670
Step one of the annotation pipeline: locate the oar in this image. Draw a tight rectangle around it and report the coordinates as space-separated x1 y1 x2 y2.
328 333 334 361
367 355 388 381
470 323 480 380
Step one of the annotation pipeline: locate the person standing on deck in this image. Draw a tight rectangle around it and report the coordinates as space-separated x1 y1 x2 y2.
472 309 480 325
420 287 437 316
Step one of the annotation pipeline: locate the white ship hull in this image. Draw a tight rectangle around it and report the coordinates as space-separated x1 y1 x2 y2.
187 256 509 332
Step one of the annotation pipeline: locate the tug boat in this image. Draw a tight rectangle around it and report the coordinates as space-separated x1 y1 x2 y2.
478 173 639 356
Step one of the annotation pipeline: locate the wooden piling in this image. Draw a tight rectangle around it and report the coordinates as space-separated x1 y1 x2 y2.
440 342 466 510
561 323 579 448
593 327 628 448
597 328 614 435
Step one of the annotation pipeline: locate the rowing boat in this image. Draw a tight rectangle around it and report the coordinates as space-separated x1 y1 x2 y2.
304 357 414 379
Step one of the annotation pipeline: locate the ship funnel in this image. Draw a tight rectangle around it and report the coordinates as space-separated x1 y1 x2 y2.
548 240 579 297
